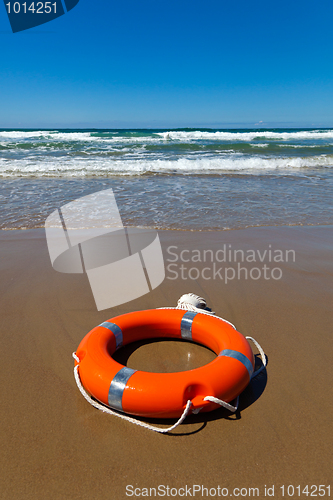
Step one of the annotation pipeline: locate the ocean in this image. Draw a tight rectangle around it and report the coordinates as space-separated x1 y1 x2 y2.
0 128 332 230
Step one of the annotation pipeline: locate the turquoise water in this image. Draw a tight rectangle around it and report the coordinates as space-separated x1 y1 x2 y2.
0 128 332 230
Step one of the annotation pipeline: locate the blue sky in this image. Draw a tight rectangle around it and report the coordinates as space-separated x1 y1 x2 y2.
1 0 333 128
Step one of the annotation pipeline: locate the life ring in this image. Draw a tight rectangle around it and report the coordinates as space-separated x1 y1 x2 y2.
74 309 255 419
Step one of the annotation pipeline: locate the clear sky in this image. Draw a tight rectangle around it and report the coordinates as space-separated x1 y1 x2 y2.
1 0 333 128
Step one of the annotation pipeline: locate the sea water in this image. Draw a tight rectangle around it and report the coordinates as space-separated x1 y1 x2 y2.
0 128 332 230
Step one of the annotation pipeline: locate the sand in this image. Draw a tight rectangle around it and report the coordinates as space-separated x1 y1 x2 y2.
0 226 332 499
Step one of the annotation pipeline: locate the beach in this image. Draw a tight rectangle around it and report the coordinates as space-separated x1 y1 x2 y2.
0 225 332 499
2 0 333 487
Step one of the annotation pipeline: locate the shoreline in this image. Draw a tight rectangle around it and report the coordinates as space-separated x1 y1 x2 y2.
1 171 332 232
1 221 333 232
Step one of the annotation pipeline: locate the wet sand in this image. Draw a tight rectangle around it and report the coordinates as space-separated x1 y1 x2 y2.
0 226 332 499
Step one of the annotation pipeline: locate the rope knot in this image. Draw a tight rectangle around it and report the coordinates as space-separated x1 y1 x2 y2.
176 293 215 314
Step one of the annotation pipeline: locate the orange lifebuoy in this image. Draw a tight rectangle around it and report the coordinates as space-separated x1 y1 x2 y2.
74 309 255 419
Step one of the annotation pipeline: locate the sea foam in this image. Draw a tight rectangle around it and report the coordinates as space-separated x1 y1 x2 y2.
1 154 332 178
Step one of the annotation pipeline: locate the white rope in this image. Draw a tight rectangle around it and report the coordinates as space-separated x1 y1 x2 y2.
204 395 239 412
245 336 267 379
159 305 237 330
72 353 192 434
72 294 266 432
158 292 237 330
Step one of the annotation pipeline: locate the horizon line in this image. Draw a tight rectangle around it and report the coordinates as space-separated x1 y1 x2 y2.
1 124 333 131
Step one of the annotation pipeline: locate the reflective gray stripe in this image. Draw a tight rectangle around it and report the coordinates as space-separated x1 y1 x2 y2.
218 349 253 379
99 322 123 348
180 311 197 340
108 367 137 411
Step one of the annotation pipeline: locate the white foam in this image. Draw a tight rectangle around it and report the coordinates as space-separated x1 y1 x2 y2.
278 143 328 148
0 131 51 140
1 129 333 144
0 131 101 142
1 154 332 178
156 130 333 142
0 131 166 147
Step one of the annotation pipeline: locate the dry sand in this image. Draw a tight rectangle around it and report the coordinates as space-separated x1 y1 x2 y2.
0 226 332 499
